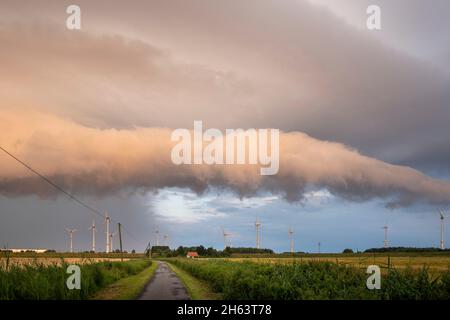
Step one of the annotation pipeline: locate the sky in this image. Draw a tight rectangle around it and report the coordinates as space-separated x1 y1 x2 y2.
0 0 449 253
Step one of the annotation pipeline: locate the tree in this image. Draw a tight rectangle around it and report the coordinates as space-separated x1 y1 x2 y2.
196 245 207 255
342 248 354 254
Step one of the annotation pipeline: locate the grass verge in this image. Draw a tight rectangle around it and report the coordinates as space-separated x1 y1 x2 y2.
167 262 221 300
0 259 151 299
93 261 158 300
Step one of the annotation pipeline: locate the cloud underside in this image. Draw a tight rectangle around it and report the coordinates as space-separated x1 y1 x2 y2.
1 112 449 208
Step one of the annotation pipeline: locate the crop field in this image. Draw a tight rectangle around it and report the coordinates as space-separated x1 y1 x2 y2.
0 257 134 269
0 252 146 269
0 252 146 259
222 254 450 272
0 258 152 299
169 256 450 299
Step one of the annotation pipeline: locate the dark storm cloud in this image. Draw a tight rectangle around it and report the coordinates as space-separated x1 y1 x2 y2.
1 0 449 251
0 194 153 251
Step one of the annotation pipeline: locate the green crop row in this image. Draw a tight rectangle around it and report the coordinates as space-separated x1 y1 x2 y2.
0 259 151 299
170 259 450 300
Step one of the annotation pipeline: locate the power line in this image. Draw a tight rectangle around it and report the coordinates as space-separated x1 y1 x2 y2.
0 145 104 219
0 145 146 249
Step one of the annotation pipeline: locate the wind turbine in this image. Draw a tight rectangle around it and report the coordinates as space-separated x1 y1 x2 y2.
104 211 110 253
109 231 117 252
154 230 160 246
221 227 232 249
163 234 169 247
318 241 321 254
383 225 389 248
89 219 96 252
255 218 261 249
439 210 447 250
65 228 77 253
288 228 294 253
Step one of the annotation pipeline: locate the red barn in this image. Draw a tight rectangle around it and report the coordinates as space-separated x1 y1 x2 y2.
186 251 199 258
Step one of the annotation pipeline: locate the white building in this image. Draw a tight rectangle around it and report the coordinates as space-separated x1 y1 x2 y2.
0 248 48 253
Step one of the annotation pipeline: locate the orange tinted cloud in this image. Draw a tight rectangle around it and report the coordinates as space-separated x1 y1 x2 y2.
1 111 450 207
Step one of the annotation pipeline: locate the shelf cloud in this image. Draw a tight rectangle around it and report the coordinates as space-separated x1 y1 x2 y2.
1 112 450 208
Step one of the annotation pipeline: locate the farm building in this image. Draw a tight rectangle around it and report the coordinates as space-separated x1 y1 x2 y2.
186 251 199 258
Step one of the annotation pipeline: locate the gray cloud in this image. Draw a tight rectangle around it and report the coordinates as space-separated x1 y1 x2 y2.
1 0 449 251
308 0 450 63
0 194 153 251
1 0 449 173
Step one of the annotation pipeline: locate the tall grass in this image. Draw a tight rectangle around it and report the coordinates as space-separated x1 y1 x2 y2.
170 259 450 300
0 259 151 299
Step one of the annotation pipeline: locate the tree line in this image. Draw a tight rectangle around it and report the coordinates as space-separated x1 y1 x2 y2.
149 245 274 257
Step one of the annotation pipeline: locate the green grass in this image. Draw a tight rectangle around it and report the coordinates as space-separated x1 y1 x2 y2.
0 259 151 299
167 262 221 300
93 261 158 300
170 258 450 300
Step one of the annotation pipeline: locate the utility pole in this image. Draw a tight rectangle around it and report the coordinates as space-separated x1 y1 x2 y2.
118 223 123 262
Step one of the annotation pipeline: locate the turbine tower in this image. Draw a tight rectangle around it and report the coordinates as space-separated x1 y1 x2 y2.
109 231 117 252
65 228 77 253
255 218 261 249
163 234 169 247
104 211 110 253
155 230 160 246
439 210 446 250
383 225 389 248
89 219 96 252
221 227 231 249
318 241 321 254
288 228 294 253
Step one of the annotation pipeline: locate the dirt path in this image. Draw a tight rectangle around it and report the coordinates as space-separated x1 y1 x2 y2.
138 261 190 300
